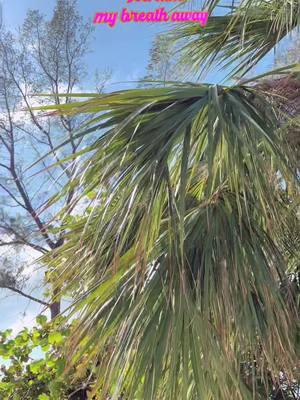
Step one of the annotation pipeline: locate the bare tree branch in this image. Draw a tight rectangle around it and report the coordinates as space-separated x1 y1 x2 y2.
0 183 26 209
0 285 50 306
0 163 10 171
0 239 47 254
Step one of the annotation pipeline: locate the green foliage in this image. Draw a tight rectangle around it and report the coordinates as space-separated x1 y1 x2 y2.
36 81 300 399
33 0 300 399
0 316 90 400
172 0 300 80
140 34 186 86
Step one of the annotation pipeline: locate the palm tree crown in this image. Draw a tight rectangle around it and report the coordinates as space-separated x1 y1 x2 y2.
36 1 300 398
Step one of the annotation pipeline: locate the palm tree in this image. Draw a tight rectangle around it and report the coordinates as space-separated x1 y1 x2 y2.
37 0 300 398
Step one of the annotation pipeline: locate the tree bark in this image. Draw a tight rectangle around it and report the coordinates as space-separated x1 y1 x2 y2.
50 298 61 319
50 283 61 319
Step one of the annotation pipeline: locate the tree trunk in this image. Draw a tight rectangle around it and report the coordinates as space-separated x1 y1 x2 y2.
50 287 61 319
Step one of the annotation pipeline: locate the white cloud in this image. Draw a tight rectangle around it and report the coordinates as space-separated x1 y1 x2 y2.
0 232 47 333
10 309 40 334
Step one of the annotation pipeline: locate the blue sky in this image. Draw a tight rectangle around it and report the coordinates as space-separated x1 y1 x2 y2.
1 0 275 86
2 0 188 87
0 0 277 332
0 0 188 332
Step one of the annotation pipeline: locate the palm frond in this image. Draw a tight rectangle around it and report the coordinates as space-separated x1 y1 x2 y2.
39 84 299 399
172 0 300 80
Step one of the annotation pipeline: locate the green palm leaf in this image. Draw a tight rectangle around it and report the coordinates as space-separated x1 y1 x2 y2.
39 83 299 399
172 0 300 80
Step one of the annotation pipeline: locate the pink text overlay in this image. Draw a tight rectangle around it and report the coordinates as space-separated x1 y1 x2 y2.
93 6 209 28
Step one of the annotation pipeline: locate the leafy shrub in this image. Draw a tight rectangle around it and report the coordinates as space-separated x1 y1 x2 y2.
0 316 92 400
